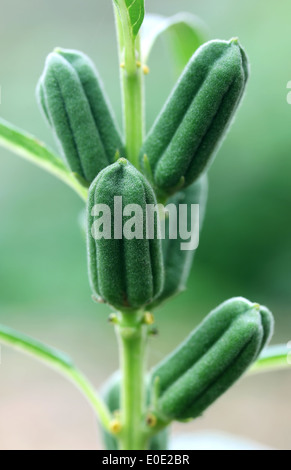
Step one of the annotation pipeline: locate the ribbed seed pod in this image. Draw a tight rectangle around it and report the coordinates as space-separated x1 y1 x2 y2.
87 159 164 311
149 174 208 310
100 371 169 450
37 48 124 184
139 39 249 196
151 297 274 421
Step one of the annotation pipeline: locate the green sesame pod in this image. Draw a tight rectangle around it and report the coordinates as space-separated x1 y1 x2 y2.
56 48 125 163
37 49 124 184
259 305 275 351
37 80 52 125
151 297 273 421
149 174 208 310
100 371 169 450
139 39 249 196
87 159 164 311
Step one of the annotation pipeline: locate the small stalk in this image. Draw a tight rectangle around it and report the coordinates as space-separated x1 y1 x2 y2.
116 311 148 450
114 3 144 168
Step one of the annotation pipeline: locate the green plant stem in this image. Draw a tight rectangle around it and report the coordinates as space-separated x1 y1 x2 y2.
65 369 112 432
112 1 149 450
114 4 144 168
0 324 112 432
249 344 290 374
116 312 148 450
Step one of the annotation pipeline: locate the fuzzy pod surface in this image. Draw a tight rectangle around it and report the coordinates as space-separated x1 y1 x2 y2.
139 39 249 196
149 174 208 310
151 297 274 421
87 159 164 311
101 371 169 450
37 48 124 184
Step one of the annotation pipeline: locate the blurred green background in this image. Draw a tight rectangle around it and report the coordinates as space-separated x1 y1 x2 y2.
0 0 290 450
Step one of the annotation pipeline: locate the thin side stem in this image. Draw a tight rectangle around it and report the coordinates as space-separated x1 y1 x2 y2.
116 312 149 450
64 368 112 432
0 326 112 432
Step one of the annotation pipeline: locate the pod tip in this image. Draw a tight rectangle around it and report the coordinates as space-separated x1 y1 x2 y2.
118 157 128 166
230 37 239 45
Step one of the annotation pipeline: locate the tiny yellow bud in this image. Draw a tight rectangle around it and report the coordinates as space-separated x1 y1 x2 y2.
136 61 141 68
109 419 122 435
144 312 155 325
120 62 125 69
108 313 118 324
146 414 157 427
143 64 150 75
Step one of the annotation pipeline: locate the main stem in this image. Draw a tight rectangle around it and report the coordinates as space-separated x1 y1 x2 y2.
113 2 147 450
114 4 144 168
117 312 148 450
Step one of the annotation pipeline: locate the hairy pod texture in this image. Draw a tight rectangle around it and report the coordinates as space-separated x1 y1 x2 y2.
101 372 169 450
37 48 124 184
87 159 164 311
149 174 208 310
151 297 273 421
139 39 249 196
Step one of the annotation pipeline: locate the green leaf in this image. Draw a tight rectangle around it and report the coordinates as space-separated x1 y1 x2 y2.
114 0 145 38
0 323 112 430
0 118 88 201
0 323 73 369
141 12 207 76
250 345 290 374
